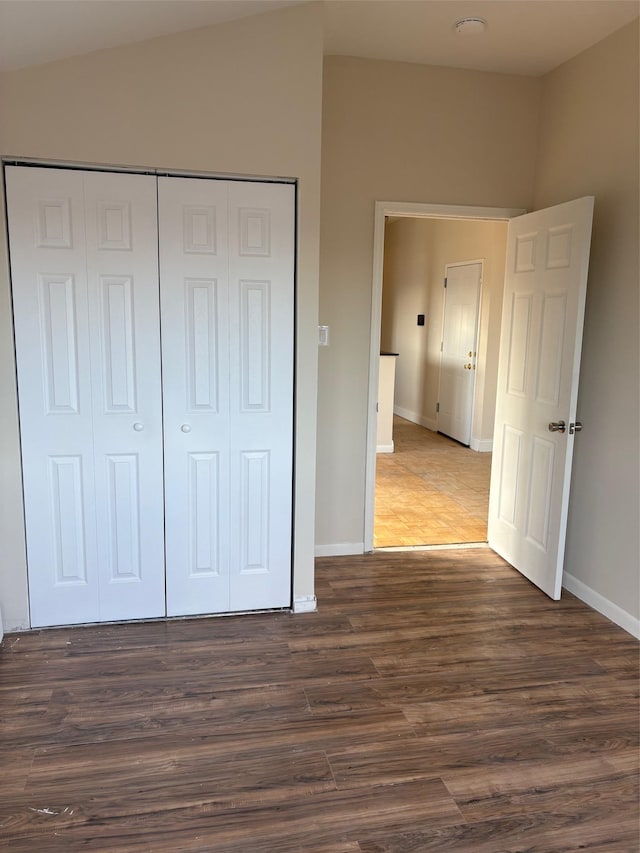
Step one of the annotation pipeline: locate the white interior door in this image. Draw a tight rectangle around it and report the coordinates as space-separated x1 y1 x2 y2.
488 197 594 599
438 261 482 445
7 166 165 627
160 177 294 616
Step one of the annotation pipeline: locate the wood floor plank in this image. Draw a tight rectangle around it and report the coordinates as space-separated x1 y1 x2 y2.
0 549 637 852
442 750 639 800
304 662 622 717
0 749 35 798
37 684 311 749
5 746 336 820
326 729 561 788
448 764 639 824
356 811 640 853
2 779 462 853
402 683 639 737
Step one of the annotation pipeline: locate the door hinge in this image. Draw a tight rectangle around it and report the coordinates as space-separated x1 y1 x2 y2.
440 341 443 352
444 277 447 288
436 402 440 413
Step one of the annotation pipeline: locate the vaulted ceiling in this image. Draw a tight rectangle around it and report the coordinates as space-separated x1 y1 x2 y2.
0 0 638 75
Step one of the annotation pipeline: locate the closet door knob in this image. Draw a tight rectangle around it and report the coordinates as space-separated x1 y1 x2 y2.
133 422 144 432
180 424 192 433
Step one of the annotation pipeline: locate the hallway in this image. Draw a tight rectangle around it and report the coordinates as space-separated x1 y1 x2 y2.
374 417 492 547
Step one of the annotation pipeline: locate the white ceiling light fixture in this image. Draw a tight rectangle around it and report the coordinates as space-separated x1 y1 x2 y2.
454 17 487 36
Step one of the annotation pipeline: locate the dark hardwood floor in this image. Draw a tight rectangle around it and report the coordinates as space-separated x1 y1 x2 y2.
1 549 638 852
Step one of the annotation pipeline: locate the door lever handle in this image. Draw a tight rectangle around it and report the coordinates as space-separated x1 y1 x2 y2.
548 420 566 433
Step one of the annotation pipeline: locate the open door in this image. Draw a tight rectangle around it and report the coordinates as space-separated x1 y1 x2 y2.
488 197 594 599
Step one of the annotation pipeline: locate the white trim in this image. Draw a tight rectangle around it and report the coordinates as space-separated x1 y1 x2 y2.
393 405 437 432
315 542 365 557
293 595 318 614
376 443 394 453
378 201 525 221
562 572 640 639
365 201 526 552
1 156 296 185
470 437 493 452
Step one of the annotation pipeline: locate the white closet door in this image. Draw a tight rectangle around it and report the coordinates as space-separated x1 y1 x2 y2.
228 181 294 611
160 178 294 615
159 177 232 616
7 166 164 627
83 171 165 621
7 167 100 627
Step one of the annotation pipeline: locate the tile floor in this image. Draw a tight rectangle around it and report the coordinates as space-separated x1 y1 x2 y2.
374 416 492 547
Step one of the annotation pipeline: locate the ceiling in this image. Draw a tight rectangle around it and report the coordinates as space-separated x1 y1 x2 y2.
0 0 638 76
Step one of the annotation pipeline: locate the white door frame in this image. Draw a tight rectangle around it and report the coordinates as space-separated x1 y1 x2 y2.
365 201 525 553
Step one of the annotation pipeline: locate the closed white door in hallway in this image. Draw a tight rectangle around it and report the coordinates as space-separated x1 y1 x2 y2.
438 261 482 446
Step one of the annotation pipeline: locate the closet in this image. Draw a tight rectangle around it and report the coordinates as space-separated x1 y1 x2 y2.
6 165 294 628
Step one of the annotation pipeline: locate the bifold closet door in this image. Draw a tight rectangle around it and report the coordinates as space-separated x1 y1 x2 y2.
6 167 165 627
159 177 294 616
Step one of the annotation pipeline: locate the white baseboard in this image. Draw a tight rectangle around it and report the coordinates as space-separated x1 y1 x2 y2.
563 572 640 639
293 595 317 614
470 437 493 452
315 542 365 557
393 406 437 432
376 442 394 453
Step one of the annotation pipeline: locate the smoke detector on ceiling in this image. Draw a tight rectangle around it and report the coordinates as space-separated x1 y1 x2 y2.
454 17 487 36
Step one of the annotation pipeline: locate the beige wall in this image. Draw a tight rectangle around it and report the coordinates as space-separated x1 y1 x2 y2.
533 20 639 621
380 219 432 425
0 3 324 629
382 217 507 443
317 56 540 549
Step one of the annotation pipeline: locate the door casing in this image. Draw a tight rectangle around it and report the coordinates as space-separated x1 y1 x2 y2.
365 201 525 553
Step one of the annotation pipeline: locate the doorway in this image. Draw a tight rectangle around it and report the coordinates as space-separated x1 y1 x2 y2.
365 202 523 552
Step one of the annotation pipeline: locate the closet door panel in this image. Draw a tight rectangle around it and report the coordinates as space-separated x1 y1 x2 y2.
84 171 165 621
6 166 100 626
228 181 294 611
159 177 231 616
